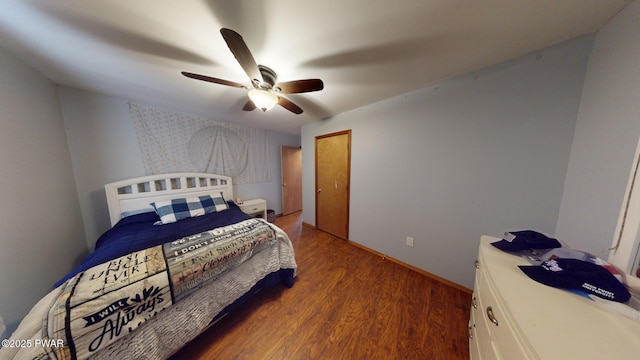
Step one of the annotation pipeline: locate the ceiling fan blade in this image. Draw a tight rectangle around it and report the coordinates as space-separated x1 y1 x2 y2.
242 100 257 111
181 71 247 88
220 28 263 84
277 96 303 114
276 79 324 94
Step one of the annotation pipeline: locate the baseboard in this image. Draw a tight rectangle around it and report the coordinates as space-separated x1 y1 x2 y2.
347 240 473 294
302 222 316 229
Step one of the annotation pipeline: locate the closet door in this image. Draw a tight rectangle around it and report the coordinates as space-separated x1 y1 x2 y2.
315 130 351 240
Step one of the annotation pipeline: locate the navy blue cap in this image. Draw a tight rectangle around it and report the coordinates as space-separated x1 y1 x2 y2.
519 258 631 303
491 230 562 252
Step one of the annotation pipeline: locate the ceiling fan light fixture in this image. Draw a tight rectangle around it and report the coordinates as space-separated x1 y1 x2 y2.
182 29 322 114
248 89 278 112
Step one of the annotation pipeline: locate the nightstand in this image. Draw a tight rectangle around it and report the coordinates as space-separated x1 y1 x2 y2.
238 198 267 219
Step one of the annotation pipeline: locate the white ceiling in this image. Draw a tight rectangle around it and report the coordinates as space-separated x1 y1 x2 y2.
0 0 631 135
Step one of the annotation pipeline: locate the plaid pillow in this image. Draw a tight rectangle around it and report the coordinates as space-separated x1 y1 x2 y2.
210 192 229 212
151 194 228 224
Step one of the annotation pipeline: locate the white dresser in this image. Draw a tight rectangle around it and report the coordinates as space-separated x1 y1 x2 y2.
469 236 640 359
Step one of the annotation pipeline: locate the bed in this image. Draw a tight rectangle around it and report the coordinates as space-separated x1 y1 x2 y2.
0 173 297 360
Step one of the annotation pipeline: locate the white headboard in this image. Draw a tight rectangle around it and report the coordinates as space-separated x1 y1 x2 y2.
105 173 234 226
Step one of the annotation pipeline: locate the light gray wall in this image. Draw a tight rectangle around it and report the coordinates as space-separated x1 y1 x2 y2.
59 87 300 250
59 87 146 251
0 49 86 338
556 1 640 258
302 35 593 289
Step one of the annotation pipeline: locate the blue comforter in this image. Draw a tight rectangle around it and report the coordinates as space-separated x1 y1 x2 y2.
55 202 251 287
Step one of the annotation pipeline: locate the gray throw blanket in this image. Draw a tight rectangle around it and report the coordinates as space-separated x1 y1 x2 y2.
42 218 274 360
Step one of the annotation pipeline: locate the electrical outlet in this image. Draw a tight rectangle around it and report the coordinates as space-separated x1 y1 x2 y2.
406 236 414 247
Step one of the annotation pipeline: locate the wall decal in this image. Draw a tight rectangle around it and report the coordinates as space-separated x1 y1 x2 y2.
129 103 270 183
188 126 248 177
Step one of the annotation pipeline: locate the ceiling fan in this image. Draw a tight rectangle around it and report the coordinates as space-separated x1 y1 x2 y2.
182 28 324 114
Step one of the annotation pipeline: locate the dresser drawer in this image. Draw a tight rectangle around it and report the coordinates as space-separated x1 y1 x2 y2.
468 293 482 360
477 268 529 359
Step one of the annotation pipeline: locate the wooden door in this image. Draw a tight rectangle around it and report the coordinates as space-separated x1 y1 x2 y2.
281 146 302 215
315 130 351 240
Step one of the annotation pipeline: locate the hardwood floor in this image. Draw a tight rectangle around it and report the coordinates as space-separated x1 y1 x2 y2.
170 212 472 360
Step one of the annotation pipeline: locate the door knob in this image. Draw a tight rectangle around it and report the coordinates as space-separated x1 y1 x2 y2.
317 189 322 193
